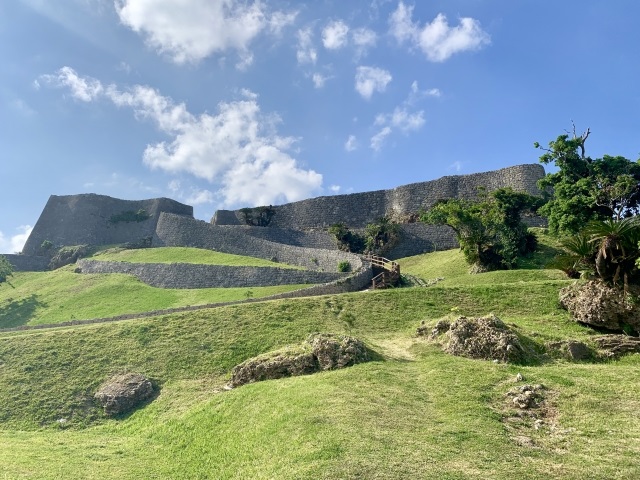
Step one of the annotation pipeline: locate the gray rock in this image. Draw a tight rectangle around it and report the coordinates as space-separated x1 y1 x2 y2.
308 333 370 370
559 281 640 333
546 340 593 361
230 349 318 387
94 373 154 417
435 314 528 363
593 335 640 358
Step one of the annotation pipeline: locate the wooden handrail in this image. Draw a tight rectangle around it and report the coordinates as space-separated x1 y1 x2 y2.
364 254 400 289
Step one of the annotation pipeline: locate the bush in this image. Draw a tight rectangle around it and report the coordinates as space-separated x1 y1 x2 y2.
109 209 150 224
337 261 351 272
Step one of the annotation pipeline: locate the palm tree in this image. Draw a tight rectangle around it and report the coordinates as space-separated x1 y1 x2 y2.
584 217 640 289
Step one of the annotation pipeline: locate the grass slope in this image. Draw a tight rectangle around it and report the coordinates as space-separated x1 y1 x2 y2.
0 233 639 479
92 246 301 268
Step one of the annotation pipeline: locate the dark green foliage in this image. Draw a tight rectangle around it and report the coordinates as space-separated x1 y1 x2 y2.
329 218 400 255
0 255 13 285
40 240 53 252
364 217 400 255
337 261 351 272
421 188 540 271
239 206 275 226
536 127 640 235
328 223 366 254
109 209 151 224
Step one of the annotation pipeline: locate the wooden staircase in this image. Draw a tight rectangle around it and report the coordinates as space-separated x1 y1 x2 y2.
364 254 401 289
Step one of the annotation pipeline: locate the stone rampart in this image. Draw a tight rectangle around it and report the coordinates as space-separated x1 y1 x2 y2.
77 260 347 289
154 213 363 272
212 164 545 229
4 254 49 272
22 194 193 256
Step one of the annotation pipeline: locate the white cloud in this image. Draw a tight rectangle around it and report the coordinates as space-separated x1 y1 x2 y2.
322 20 349 50
115 0 293 65
389 2 490 62
449 161 463 172
370 126 392 151
42 67 323 206
410 80 441 100
352 27 377 57
312 73 331 88
0 225 33 254
345 135 358 152
329 185 341 193
296 27 317 64
185 189 214 205
39 66 103 101
355 66 392 100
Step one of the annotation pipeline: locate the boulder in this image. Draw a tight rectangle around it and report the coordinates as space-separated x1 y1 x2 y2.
559 281 640 333
94 373 154 417
431 314 528 363
308 333 370 370
593 335 640 358
230 348 317 387
230 333 371 387
545 340 593 361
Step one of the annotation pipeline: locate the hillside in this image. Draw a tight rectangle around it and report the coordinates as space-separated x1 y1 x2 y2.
0 233 639 479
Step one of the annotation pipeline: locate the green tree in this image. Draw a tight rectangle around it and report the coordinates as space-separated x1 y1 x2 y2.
0 255 14 286
421 188 540 271
535 126 640 235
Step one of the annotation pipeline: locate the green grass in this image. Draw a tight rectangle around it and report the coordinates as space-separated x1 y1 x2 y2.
0 267 308 327
91 246 301 269
0 233 639 478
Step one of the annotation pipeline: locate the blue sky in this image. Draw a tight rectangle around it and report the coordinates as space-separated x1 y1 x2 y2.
2 1 640 253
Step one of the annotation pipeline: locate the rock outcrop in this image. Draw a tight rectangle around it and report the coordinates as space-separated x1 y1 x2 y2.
231 333 371 387
94 373 154 417
559 281 640 333
423 315 528 363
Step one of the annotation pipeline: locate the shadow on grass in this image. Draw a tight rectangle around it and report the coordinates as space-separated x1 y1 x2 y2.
0 294 46 328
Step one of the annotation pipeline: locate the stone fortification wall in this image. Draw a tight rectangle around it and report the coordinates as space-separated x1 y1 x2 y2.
22 194 193 256
212 164 545 229
154 213 363 272
77 260 347 289
386 224 459 259
237 226 337 250
4 254 49 272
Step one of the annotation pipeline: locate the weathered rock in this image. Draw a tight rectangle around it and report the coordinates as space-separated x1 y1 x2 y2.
506 384 545 410
546 340 593 361
230 348 317 387
230 333 371 387
308 333 370 370
433 314 528 363
593 335 640 358
94 373 154 417
48 245 90 270
559 281 640 333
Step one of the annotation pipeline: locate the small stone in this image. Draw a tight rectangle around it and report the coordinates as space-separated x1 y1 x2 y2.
515 373 524 382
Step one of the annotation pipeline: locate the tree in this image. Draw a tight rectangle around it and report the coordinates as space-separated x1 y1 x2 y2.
421 188 540 271
535 125 640 235
0 255 14 286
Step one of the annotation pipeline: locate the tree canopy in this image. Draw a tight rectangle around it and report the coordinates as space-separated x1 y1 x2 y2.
535 126 640 236
0 255 14 286
421 188 540 271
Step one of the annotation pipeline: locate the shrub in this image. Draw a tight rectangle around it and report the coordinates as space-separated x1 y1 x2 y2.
337 261 351 272
109 209 150 224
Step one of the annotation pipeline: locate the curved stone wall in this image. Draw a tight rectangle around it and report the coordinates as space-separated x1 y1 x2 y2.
212 164 545 229
4 254 49 272
154 213 364 272
22 194 193 256
77 260 348 289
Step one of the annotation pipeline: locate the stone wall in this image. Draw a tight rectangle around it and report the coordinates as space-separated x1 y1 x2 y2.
212 164 545 229
154 213 364 272
22 194 193 256
4 254 49 272
77 260 347 289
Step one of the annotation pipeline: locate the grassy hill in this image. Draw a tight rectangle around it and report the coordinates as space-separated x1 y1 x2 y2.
0 247 310 328
0 232 639 479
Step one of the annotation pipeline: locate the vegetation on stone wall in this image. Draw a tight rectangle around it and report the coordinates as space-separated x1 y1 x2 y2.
329 217 400 256
421 188 540 272
109 209 151 224
239 206 275 226
0 255 13 286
